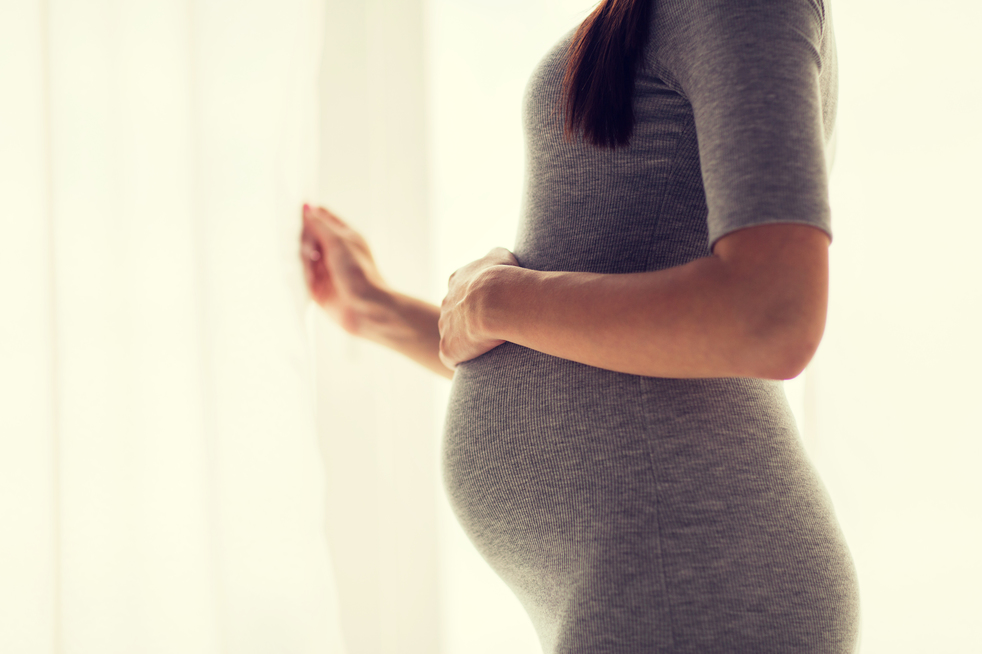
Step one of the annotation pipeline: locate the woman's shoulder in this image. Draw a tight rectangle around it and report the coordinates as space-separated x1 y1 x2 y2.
648 0 828 48
646 0 832 91
651 0 827 23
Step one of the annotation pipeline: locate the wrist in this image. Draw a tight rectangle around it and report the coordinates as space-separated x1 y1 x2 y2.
470 264 526 343
341 286 448 377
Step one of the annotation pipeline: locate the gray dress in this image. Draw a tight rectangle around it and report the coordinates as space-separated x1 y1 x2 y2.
443 0 860 652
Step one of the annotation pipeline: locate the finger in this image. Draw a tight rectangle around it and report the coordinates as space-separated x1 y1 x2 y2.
488 247 519 266
306 254 337 303
303 204 330 230
303 212 343 247
315 205 346 227
438 348 457 371
300 227 329 280
304 204 342 227
302 203 330 229
307 206 364 245
301 250 329 301
301 244 321 262
300 233 322 262
302 255 315 291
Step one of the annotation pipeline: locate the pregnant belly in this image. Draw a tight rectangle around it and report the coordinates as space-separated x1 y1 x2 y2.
442 341 655 553
441 343 859 651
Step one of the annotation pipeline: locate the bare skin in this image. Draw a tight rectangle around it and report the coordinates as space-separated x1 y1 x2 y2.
300 204 829 381
300 204 453 379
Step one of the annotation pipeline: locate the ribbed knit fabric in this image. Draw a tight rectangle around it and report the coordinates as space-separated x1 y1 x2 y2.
443 0 859 652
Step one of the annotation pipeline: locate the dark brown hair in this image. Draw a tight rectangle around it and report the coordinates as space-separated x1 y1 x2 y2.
562 0 652 148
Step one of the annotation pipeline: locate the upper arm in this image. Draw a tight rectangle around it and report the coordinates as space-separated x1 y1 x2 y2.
647 0 834 377
649 0 833 250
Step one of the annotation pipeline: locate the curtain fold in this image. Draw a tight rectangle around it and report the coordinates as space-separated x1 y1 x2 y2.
0 1 346 652
312 1 442 653
0 2 57 652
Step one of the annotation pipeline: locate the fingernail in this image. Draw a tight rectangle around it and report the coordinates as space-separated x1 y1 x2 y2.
303 204 310 215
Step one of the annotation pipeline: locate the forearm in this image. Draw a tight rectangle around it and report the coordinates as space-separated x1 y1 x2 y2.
477 253 822 380
359 291 454 379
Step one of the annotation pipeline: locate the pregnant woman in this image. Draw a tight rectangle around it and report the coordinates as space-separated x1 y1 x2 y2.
301 0 859 651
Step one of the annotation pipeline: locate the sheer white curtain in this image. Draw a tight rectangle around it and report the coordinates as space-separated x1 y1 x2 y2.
0 1 347 652
311 1 441 653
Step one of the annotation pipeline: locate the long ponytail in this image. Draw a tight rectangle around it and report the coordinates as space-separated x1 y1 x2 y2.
562 0 651 148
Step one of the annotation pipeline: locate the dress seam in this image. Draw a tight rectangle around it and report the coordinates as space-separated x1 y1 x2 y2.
634 375 677 649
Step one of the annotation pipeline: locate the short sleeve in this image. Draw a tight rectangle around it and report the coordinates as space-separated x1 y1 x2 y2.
647 0 833 250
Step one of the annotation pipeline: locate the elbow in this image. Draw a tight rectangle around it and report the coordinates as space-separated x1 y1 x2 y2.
714 221 831 380
744 304 826 381
762 336 821 380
